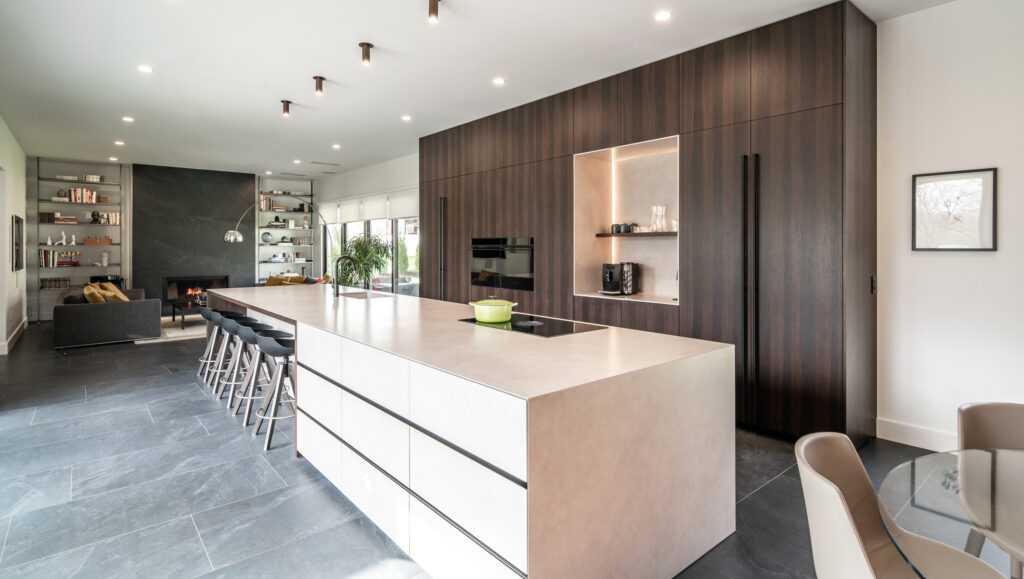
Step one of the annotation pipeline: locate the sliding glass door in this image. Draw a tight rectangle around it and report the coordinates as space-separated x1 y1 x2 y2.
368 219 394 292
323 217 419 296
396 217 420 296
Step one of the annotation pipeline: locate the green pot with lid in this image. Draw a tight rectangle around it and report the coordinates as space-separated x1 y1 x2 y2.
469 299 518 323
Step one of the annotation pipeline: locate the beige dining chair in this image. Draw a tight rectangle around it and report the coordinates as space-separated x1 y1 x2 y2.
796 432 1003 579
959 402 1024 578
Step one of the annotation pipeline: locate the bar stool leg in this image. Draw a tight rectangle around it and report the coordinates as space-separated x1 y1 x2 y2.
254 362 283 438
201 327 223 385
215 338 243 400
208 331 231 391
231 346 259 415
263 377 283 452
226 343 254 411
197 326 219 380
241 355 270 423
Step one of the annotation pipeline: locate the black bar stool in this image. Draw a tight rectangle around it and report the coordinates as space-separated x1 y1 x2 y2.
209 316 257 395
253 334 296 451
225 322 274 412
198 308 222 383
236 329 293 429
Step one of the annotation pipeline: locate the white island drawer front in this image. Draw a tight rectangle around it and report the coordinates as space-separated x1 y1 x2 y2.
296 323 343 380
296 366 342 434
408 364 527 482
410 430 528 573
338 338 410 417
340 390 410 484
339 441 410 551
409 499 523 579
296 413 342 489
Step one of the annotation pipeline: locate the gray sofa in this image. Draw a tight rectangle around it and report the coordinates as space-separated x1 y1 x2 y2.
53 288 162 348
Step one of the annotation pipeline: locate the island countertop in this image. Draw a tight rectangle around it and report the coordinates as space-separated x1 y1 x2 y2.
209 284 730 400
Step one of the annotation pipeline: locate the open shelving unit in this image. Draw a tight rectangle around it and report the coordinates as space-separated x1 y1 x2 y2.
27 157 131 321
255 176 318 284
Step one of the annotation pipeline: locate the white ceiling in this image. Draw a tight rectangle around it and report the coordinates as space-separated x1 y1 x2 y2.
0 0 953 177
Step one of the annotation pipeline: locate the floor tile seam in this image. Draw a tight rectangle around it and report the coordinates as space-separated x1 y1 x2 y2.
0 514 194 572
188 475 325 520
0 515 12 565
0 416 190 466
70 453 266 504
261 454 290 488
203 511 362 571
190 514 216 573
737 463 797 506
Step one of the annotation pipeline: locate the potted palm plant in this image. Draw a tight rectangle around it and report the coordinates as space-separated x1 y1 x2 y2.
332 234 391 294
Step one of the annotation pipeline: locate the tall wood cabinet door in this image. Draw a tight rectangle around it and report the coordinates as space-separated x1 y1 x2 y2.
418 180 441 300
621 56 680 144
750 3 843 120
680 34 751 133
679 124 751 424
504 92 574 167
751 105 844 438
532 158 574 319
442 177 473 305
573 76 621 153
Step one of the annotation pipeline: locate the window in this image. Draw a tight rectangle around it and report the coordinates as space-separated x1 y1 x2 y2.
368 219 393 292
396 217 420 296
323 217 419 297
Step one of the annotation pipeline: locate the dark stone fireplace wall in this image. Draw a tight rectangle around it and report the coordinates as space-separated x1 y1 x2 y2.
132 164 255 307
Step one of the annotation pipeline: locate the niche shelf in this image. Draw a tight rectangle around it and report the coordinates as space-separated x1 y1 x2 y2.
573 135 680 305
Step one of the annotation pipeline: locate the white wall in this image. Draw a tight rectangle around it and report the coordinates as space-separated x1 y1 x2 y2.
317 153 419 222
877 0 1024 450
0 114 27 354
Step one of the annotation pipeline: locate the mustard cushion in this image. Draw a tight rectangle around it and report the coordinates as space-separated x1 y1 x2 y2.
83 284 106 304
99 282 130 303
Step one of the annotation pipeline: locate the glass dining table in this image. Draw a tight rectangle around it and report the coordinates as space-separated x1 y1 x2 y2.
879 449 1024 578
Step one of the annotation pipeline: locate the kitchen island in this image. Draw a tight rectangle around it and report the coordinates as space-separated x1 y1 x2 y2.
209 285 735 579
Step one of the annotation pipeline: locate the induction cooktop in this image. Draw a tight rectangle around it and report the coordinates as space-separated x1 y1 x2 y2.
460 312 606 338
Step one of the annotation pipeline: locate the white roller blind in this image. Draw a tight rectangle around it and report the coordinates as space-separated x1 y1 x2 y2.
334 188 418 223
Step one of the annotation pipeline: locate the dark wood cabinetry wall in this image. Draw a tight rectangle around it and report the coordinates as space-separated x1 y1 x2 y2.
419 1 876 441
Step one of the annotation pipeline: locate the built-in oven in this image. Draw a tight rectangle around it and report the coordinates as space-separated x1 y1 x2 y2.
471 237 534 292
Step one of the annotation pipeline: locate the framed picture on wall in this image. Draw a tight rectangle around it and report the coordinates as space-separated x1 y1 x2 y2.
11 215 24 271
912 168 997 251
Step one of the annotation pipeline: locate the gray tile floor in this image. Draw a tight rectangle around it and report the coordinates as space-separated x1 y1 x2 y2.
0 323 948 578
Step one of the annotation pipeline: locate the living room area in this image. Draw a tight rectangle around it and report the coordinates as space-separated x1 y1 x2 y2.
21 154 419 349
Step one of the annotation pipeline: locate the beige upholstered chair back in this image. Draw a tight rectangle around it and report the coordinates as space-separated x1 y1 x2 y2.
959 402 1024 450
795 432 881 579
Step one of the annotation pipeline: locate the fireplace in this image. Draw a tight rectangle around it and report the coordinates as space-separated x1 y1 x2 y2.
162 275 229 309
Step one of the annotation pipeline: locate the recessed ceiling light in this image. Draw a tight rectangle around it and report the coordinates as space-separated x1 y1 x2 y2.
492 76 506 87
121 116 135 123
108 156 119 162
113 140 125 146
332 144 341 150
401 114 412 122
137 64 153 74
654 10 672 22
293 159 302 164
265 170 273 175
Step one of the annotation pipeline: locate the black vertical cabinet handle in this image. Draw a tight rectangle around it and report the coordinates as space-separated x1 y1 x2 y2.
438 197 448 301
741 154 750 389
751 153 761 388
